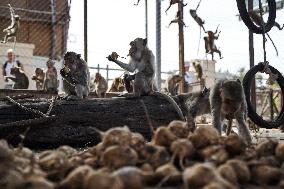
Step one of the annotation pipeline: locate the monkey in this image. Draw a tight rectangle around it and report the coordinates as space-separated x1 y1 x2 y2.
123 73 134 93
44 59 58 93
108 38 155 97
107 38 185 121
93 72 108 98
178 87 211 131
209 79 252 144
249 10 284 31
108 77 126 92
189 9 206 32
192 62 203 81
4 67 29 89
248 10 281 56
60 51 90 99
165 0 187 14
1 4 20 44
31 68 45 90
204 26 223 60
165 74 182 96
167 11 188 28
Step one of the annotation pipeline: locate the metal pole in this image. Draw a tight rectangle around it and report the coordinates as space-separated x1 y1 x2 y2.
84 0 88 63
156 0 161 90
178 1 185 93
51 0 56 59
145 0 148 39
106 64 109 83
248 0 256 109
269 89 274 119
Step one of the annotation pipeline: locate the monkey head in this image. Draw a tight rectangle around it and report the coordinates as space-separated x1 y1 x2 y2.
35 68 44 76
62 51 83 75
172 75 182 83
14 15 20 21
10 67 20 75
95 72 102 82
128 38 147 60
220 80 243 116
207 31 214 37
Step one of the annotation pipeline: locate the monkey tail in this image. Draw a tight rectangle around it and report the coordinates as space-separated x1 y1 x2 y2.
266 33 279 56
139 99 155 136
152 91 185 121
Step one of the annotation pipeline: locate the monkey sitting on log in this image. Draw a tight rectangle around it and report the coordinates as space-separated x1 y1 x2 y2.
108 77 126 92
5 67 29 89
60 51 90 99
165 0 187 14
1 4 20 44
107 38 155 97
165 74 182 96
31 68 44 90
107 38 185 121
93 72 108 98
210 79 252 144
44 59 58 93
204 26 223 60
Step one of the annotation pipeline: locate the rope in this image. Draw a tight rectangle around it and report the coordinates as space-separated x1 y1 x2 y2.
258 0 267 62
257 0 278 85
6 96 47 117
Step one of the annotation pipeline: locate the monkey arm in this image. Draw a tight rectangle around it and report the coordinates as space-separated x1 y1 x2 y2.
5 76 16 82
235 110 252 144
114 60 137 73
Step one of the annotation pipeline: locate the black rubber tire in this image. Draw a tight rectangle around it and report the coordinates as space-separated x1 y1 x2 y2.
243 63 284 129
236 0 276 34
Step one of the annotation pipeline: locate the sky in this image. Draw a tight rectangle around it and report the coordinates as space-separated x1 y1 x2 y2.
67 0 284 78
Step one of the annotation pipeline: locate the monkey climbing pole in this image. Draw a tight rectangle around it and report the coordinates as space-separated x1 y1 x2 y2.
237 0 284 128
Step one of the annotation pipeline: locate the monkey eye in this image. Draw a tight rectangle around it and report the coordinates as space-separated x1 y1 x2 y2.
130 41 135 46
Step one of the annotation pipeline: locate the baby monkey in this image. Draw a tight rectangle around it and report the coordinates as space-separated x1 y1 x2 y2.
189 9 206 32
2 4 20 44
210 79 252 144
32 68 45 90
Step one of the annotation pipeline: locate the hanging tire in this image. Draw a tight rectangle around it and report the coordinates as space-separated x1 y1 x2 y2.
236 0 276 34
243 63 284 129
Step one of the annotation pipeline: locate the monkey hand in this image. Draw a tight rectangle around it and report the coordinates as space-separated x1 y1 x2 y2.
107 52 119 62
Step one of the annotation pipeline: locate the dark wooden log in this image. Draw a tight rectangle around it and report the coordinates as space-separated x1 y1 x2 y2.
0 95 185 149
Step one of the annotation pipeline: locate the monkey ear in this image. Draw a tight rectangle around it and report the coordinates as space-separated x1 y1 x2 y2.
143 38 147 46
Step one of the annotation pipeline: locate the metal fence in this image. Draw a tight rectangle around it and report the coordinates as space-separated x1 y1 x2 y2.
0 0 71 90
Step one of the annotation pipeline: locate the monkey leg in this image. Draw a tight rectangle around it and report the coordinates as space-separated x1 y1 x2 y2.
226 119 233 136
235 113 252 145
212 49 223 59
211 108 222 134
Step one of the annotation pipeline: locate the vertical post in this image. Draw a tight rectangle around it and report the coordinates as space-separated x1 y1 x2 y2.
84 0 88 63
106 64 109 83
145 0 148 39
269 89 274 119
97 64 100 73
156 0 161 90
51 0 56 59
248 0 256 109
178 1 185 93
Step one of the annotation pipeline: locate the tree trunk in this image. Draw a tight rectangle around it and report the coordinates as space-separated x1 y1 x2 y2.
0 95 185 149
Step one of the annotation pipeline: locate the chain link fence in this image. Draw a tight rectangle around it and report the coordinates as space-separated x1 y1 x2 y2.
0 0 70 90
